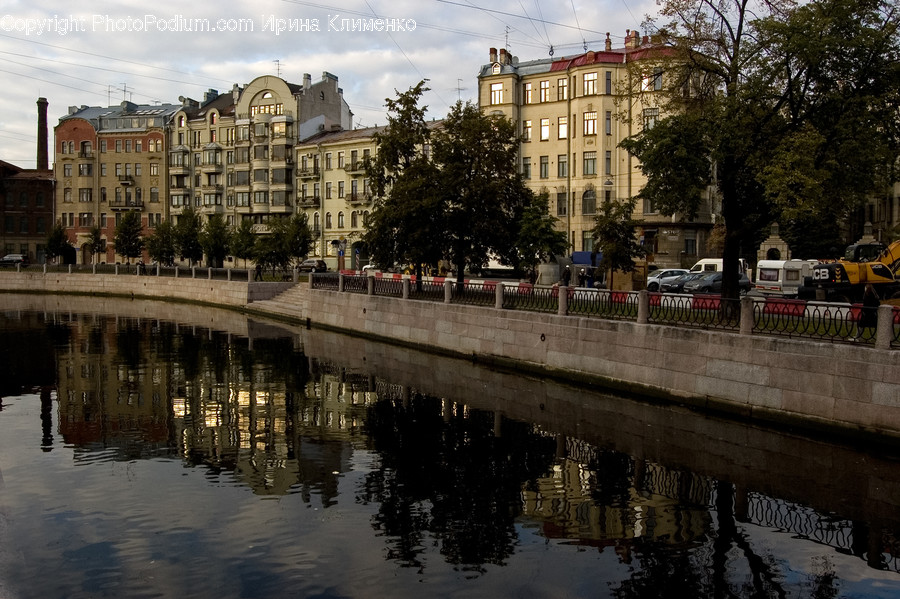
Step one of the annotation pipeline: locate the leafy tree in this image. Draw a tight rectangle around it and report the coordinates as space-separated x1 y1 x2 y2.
282 213 315 266
145 220 177 266
113 210 144 263
174 206 203 266
433 101 532 285
622 0 899 298
591 196 647 287
230 218 256 268
512 191 568 283
85 225 104 264
45 221 70 264
363 81 444 281
200 214 230 268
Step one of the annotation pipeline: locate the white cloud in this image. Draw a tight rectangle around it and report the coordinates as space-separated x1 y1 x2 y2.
0 0 658 167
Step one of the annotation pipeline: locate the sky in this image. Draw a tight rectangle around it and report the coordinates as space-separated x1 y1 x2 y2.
0 0 659 169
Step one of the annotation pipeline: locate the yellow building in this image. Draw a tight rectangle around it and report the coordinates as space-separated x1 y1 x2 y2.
477 31 717 268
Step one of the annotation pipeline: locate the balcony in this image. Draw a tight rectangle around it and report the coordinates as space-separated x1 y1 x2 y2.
117 175 134 186
298 167 320 180
109 198 144 210
298 195 321 208
168 164 189 176
201 162 223 174
343 161 366 175
348 192 372 205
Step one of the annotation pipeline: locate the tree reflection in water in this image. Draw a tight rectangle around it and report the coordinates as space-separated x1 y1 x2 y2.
362 393 558 571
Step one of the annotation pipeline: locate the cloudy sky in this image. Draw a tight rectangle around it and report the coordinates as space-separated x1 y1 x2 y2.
0 0 658 169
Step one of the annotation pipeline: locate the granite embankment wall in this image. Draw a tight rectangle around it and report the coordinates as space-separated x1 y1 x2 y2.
3 271 900 443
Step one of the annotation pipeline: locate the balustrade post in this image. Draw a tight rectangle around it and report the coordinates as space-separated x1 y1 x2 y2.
367 275 375 295
637 290 649 324
558 285 568 316
495 282 504 309
338 273 345 293
876 305 894 350
444 280 452 303
402 278 410 299
740 296 755 335
115 264 120 276
174 266 179 278
191 266 197 279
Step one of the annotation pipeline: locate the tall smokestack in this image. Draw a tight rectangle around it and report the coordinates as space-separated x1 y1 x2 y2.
36 97 49 170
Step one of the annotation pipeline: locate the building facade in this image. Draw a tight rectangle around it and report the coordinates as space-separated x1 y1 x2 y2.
477 31 717 268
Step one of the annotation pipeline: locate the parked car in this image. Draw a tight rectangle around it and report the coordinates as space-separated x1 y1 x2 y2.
683 271 751 294
661 272 705 293
646 268 689 292
0 254 28 267
297 259 328 273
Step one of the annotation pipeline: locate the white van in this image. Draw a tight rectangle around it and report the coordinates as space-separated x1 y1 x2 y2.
753 259 816 298
689 258 748 274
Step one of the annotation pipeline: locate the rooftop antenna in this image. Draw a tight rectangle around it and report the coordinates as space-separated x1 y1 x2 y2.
456 79 468 101
505 25 509 50
273 59 281 77
120 83 132 102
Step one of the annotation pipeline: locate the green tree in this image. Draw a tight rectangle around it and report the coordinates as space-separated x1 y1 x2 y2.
45 221 71 264
85 225 104 264
622 0 899 298
230 218 256 268
363 81 444 281
200 214 230 268
174 206 203 266
591 196 647 286
113 210 144 263
145 220 177 266
283 213 315 266
512 191 568 283
434 101 532 285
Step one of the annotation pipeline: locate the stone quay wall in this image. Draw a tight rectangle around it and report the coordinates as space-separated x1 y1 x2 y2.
2 271 899 444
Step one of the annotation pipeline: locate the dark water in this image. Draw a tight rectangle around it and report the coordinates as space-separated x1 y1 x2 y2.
2 296 900 598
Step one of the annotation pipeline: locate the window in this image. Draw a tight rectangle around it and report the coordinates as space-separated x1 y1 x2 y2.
79 188 91 202
135 141 142 153
338 212 345 228
605 111 612 135
523 120 532 142
150 163 159 176
325 212 332 229
558 154 567 178
235 192 249 206
490 82 503 105
540 80 550 102
584 72 598 95
605 151 612 175
64 188 72 203
522 157 531 179
643 68 663 91
605 71 612 94
582 189 597 215
523 82 533 104
558 117 567 139
557 192 567 216
557 78 567 101
326 182 332 199
235 171 249 186
540 118 550 141
135 163 141 176
643 108 659 130
253 169 267 182
78 163 91 176
116 140 122 153
100 140 107 153
253 191 268 204
338 181 345 198
539 156 549 179
125 140 132 152
583 151 597 175
584 112 597 135
325 153 332 169
150 187 159 203
337 151 345 168
63 164 72 177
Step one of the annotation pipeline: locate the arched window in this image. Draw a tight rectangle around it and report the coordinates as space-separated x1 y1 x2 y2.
313 212 320 231
582 189 597 215
766 248 781 260
210 113 217 125
351 211 358 228
325 212 332 229
337 212 344 228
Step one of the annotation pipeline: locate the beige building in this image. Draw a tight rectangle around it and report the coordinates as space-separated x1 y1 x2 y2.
477 31 717 268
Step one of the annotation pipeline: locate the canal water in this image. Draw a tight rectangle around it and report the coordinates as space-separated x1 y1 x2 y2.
2 295 900 598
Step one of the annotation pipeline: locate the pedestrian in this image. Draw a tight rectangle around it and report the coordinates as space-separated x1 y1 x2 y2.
855 284 880 340
254 263 263 281
562 265 571 287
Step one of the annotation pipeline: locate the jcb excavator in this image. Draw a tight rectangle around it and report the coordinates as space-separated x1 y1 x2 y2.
799 240 900 303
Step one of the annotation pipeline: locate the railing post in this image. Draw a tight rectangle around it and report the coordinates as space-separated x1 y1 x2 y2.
558 285 568 316
402 278 410 299
876 304 894 350
308 273 314 289
115 264 120 276
248 268 253 282
367 275 375 295
227 269 232 282
66 265 72 274
339 273 345 292
293 267 299 283
637 290 650 324
495 282 504 309
740 295 755 335
208 268 213 280
174 266 179 278
444 280 452 304
43 264 48 275
191 266 197 279
92 263 96 274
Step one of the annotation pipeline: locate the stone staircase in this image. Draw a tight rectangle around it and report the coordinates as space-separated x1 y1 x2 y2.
246 283 308 321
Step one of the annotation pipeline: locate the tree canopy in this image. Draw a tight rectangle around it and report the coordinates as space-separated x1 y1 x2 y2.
145 220 176 266
113 211 144 263
200 214 230 268
622 0 900 297
174 207 204 266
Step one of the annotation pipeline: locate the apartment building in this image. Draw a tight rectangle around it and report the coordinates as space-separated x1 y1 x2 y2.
54 101 177 264
477 31 716 268
294 126 382 269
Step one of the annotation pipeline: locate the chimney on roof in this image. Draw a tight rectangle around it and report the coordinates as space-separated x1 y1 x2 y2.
232 84 241 103
499 48 507 64
626 29 641 49
36 97 48 170
303 73 312 89
490 47 497 63
605 32 612 51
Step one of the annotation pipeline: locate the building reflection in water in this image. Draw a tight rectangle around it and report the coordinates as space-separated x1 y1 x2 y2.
14 307 900 593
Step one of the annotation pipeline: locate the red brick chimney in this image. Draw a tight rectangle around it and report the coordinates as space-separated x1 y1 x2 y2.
36 97 49 170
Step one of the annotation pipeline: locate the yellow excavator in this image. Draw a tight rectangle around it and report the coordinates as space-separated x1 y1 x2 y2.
800 240 900 303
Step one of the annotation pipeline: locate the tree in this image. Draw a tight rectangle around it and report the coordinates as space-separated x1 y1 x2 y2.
433 101 532 285
511 191 568 283
200 214 230 268
85 225 104 264
113 210 144 263
622 0 899 298
230 219 256 268
591 196 647 287
174 206 203 266
145 220 177 266
282 213 315 266
45 221 71 264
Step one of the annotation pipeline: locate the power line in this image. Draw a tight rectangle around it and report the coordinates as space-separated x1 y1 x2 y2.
436 0 610 36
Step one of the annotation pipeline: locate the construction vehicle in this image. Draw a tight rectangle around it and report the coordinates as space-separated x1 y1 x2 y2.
798 240 900 303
